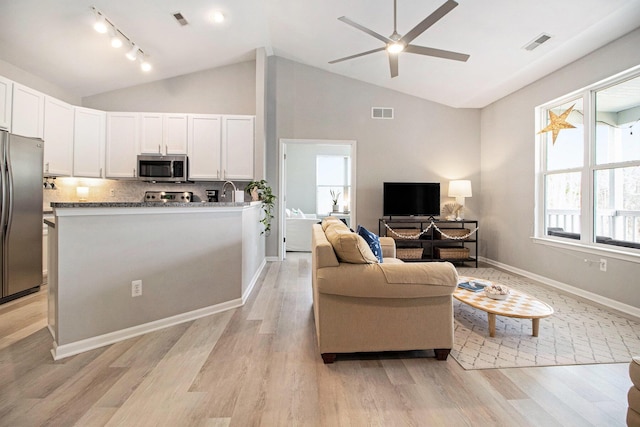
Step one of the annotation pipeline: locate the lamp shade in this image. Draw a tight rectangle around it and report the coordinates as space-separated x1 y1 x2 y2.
448 180 472 198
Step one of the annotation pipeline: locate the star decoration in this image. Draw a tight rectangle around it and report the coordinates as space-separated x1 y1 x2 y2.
538 104 576 144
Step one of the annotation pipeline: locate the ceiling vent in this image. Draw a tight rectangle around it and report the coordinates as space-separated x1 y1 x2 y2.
372 107 394 119
523 33 551 51
173 12 189 26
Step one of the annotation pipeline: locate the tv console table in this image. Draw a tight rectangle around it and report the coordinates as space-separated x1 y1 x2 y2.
379 217 478 267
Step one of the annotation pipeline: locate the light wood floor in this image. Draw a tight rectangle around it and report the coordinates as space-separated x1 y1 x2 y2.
0 253 632 426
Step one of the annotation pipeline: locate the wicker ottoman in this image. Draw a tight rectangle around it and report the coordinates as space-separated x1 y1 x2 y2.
629 357 640 427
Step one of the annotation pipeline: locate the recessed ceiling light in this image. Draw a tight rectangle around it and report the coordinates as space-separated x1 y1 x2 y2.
211 11 225 23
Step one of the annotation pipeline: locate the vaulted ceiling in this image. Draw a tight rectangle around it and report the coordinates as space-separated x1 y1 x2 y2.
1 0 639 108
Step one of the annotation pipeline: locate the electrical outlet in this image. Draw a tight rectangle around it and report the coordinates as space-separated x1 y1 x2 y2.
110 189 116 197
131 280 142 297
599 258 607 272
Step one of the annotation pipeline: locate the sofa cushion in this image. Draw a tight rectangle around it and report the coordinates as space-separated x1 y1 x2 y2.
322 216 346 231
325 224 379 264
357 225 383 263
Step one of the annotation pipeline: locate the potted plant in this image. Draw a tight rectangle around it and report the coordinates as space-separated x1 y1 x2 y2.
245 180 276 235
330 189 341 212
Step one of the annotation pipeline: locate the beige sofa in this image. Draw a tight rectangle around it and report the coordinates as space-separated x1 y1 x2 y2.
311 217 458 363
629 357 640 426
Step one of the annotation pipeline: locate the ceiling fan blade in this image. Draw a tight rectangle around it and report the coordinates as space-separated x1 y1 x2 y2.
329 47 386 64
405 44 470 62
338 16 391 44
388 52 399 78
401 0 459 45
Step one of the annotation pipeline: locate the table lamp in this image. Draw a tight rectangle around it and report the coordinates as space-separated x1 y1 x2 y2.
448 180 472 220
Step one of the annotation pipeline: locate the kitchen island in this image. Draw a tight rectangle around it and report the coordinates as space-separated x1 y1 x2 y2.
46 201 266 360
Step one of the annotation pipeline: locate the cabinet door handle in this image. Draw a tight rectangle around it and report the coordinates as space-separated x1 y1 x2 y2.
165 145 168 154
45 162 49 173
133 168 136 177
99 167 103 178
158 144 161 154
216 169 220 179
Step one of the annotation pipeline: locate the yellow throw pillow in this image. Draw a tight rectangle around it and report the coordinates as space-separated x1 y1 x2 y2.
324 225 379 264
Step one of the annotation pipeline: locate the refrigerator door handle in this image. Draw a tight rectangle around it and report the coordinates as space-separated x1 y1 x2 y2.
0 138 6 234
4 138 12 234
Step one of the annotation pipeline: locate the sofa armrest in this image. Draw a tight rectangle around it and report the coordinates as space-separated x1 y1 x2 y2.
380 237 396 259
317 262 457 299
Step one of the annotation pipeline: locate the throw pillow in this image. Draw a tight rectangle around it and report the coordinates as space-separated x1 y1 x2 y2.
357 225 383 263
324 225 378 264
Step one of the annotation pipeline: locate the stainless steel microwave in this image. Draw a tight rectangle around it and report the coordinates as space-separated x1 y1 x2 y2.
137 155 189 182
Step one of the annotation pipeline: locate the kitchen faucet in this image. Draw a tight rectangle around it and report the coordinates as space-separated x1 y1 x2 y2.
221 180 237 202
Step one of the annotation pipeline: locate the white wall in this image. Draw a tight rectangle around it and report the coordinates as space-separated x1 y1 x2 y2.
267 57 481 253
286 143 351 215
82 60 256 114
480 27 640 309
0 58 80 105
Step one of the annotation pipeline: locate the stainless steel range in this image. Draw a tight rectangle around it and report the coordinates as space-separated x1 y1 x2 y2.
144 191 193 203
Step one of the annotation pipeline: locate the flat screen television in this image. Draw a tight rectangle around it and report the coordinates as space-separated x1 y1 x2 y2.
383 182 440 217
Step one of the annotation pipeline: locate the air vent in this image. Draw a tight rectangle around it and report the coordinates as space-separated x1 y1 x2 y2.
523 33 551 51
372 107 394 119
173 12 189 26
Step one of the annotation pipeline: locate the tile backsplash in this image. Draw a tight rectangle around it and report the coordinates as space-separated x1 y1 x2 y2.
43 177 249 211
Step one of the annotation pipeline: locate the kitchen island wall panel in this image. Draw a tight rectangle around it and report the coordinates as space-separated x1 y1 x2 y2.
48 203 265 359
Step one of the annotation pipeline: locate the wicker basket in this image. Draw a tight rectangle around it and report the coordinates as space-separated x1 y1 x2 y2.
388 228 421 240
397 248 424 259
435 247 470 259
435 228 470 240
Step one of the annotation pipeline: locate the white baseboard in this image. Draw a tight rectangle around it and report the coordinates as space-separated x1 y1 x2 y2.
480 257 640 320
51 258 269 361
52 298 243 360
243 258 267 304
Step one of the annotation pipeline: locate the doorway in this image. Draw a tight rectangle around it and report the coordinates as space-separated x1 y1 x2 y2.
278 139 357 259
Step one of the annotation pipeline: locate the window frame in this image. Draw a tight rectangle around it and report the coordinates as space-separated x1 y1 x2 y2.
533 65 640 263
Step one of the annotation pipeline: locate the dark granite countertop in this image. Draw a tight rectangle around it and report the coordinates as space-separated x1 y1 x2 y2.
50 201 257 208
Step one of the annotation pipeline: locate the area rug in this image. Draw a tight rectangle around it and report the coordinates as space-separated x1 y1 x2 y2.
451 268 640 370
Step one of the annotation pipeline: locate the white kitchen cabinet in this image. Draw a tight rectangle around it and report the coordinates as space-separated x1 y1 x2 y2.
106 112 139 178
12 83 44 138
222 115 254 180
164 114 188 154
0 76 12 130
139 113 163 154
73 107 106 178
188 114 222 180
43 96 74 176
140 113 188 155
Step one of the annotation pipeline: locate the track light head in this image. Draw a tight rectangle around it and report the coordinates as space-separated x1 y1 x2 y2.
93 12 107 34
125 45 138 61
109 28 123 48
139 57 152 72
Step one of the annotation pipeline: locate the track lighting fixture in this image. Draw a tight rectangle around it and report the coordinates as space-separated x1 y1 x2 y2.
125 44 139 61
90 6 152 73
93 9 108 33
109 27 123 48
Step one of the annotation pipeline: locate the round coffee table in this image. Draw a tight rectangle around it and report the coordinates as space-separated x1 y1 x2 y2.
454 277 554 337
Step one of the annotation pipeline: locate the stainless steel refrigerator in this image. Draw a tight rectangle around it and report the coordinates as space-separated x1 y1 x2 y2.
1 131 43 303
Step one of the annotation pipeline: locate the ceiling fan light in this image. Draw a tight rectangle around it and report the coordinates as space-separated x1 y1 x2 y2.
125 45 138 61
211 11 225 23
387 42 405 54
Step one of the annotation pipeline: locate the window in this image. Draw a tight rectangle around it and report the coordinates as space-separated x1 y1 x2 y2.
536 67 640 257
316 155 351 214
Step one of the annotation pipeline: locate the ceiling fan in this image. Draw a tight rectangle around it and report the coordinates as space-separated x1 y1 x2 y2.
329 0 470 78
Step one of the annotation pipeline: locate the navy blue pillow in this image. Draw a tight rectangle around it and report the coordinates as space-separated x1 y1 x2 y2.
357 225 383 263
